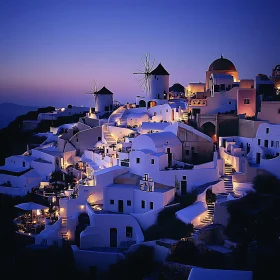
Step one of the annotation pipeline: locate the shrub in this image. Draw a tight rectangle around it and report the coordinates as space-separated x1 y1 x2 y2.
253 174 280 194
206 189 217 204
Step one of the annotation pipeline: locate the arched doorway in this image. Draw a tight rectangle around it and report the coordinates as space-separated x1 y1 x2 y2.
139 100 146 108
148 101 157 108
201 122 216 142
75 212 90 246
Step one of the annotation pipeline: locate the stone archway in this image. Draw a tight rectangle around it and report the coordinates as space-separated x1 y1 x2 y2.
139 100 146 108
201 122 216 141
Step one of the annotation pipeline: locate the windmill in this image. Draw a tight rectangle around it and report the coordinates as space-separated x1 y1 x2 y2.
84 79 98 112
133 53 155 94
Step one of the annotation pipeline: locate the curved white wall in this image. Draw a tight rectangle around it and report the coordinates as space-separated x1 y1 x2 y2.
150 75 169 100
95 94 113 113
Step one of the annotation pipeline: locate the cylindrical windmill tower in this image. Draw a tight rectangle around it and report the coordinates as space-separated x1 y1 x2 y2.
94 86 114 113
150 63 170 100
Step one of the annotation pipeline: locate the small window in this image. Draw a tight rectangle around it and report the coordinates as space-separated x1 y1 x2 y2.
166 109 168 112
76 138 79 142
127 200 131 206
185 150 190 156
136 158 140 164
264 140 268 148
98 136 101 141
271 141 274 147
244 98 250 104
153 112 156 116
150 202 154 210
141 200 145 209
266 128 269 134
183 176 187 180
258 139 261 145
229 101 231 105
151 159 155 164
126 226 133 238
276 141 280 148
110 200 114 205
22 162 25 167
106 149 109 153
214 85 220 92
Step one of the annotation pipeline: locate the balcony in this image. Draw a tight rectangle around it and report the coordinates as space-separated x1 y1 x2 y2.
190 99 207 107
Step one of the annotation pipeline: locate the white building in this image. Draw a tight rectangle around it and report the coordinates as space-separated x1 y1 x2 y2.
93 86 114 114
38 106 89 121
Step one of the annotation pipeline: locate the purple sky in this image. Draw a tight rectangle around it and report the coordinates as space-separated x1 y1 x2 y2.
0 0 279 108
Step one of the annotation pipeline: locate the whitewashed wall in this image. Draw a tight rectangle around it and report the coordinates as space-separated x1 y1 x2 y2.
79 213 144 248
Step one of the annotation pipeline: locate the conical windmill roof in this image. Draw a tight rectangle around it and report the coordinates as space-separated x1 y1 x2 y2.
94 86 113 95
150 63 170 75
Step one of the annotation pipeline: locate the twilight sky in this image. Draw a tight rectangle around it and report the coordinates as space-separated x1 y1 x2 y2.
0 0 279 108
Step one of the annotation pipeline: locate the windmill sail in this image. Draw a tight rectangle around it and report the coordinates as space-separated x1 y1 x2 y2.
133 53 155 94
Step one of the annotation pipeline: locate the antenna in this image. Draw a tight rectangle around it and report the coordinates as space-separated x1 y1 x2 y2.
133 53 155 94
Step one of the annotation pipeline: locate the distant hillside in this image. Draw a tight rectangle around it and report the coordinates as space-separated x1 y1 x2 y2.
0 103 38 129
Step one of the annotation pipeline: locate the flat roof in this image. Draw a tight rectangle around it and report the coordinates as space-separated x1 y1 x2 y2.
8 155 35 162
107 183 173 193
206 245 233 254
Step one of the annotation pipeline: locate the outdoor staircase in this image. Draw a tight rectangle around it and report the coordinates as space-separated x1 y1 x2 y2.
107 106 126 126
200 202 215 224
103 124 117 145
60 217 68 240
223 164 234 193
192 201 215 238
181 112 188 121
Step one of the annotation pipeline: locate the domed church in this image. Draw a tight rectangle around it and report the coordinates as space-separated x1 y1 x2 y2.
206 55 239 90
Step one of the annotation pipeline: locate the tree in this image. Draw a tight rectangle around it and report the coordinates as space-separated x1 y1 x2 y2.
206 189 217 204
144 204 194 241
167 240 198 265
107 245 158 280
253 174 280 194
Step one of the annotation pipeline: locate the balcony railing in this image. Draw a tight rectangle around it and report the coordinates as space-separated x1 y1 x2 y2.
190 99 207 106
